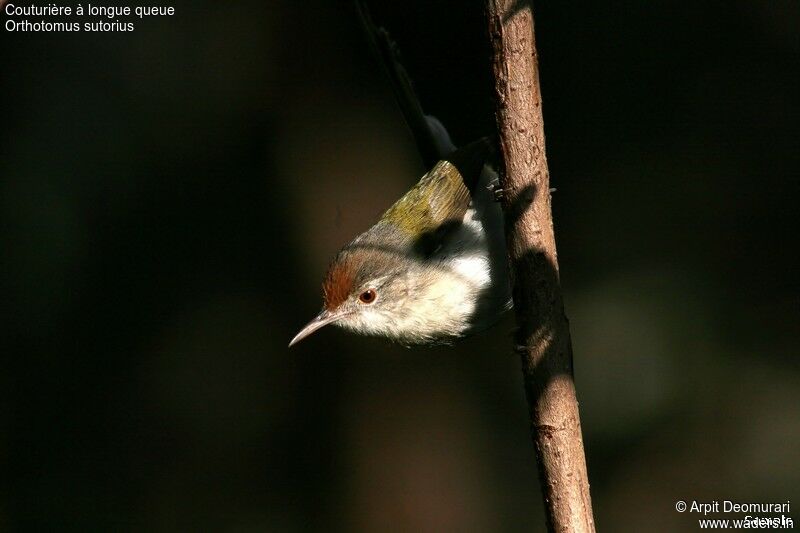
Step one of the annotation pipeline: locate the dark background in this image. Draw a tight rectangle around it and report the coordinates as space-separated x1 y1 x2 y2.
2 1 798 531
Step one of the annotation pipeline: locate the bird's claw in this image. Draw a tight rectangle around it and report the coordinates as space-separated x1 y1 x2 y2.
487 179 505 202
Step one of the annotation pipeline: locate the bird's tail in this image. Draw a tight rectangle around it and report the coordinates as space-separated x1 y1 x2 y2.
355 0 456 167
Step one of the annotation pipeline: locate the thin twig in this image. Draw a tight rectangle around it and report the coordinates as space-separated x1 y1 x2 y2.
487 1 596 531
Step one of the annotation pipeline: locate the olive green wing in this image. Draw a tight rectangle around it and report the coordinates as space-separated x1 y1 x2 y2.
381 159 471 238
350 138 493 258
382 137 492 230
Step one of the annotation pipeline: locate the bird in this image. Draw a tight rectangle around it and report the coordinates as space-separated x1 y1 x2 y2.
288 3 511 347
288 126 511 347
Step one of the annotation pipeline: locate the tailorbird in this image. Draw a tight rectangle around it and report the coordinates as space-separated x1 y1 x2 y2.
289 122 511 347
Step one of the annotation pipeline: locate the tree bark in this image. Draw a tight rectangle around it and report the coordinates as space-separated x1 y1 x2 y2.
487 2 595 532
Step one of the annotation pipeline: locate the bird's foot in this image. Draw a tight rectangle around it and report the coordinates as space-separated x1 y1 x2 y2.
487 179 504 202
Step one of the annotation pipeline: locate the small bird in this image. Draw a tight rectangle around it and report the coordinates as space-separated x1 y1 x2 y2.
289 125 511 347
288 2 511 347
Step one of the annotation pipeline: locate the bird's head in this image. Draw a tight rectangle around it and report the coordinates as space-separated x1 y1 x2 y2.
288 248 415 347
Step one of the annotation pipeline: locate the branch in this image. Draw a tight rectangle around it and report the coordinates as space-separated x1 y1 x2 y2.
486 2 595 531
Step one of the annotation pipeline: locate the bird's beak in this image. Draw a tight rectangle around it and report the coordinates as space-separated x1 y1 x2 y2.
288 310 346 347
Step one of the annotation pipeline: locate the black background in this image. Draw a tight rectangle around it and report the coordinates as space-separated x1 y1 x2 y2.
2 1 798 531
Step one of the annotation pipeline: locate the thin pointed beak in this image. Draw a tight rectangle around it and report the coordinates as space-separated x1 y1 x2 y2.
288 310 345 347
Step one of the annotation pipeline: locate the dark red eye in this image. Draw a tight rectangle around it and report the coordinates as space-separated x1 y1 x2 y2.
358 289 377 304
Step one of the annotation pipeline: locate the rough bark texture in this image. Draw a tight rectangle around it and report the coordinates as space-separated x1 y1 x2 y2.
487 1 596 532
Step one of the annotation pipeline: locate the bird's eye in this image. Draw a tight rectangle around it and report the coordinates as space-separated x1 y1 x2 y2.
358 289 377 304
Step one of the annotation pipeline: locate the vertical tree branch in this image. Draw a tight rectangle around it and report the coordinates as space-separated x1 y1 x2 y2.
487 2 595 532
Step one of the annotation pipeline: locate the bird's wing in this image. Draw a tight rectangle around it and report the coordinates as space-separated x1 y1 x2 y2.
378 160 470 258
377 138 493 257
381 159 470 237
